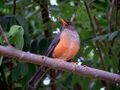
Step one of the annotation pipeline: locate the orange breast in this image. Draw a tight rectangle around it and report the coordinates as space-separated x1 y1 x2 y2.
52 30 80 61
65 43 80 60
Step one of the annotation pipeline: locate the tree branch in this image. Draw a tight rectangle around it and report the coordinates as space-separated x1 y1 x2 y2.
39 0 52 38
109 0 117 56
108 0 115 33
13 0 16 15
115 0 118 31
84 1 96 34
0 45 120 84
0 25 10 46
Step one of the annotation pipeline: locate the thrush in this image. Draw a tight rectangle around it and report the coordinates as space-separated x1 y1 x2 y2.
28 18 80 89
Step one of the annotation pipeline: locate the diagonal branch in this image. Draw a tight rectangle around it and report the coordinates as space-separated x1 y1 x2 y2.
13 0 16 15
109 0 118 56
115 0 118 31
0 25 10 46
0 45 120 84
108 0 115 33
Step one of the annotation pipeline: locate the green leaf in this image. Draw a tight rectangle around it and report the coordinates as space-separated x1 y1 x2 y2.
8 25 24 50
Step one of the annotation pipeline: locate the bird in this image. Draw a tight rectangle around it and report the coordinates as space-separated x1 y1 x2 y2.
28 18 80 89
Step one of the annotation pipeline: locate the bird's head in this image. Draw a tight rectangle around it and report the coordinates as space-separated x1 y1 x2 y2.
60 18 72 27
60 18 75 31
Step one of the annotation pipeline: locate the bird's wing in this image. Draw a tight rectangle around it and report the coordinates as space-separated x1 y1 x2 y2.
28 32 61 88
46 32 61 57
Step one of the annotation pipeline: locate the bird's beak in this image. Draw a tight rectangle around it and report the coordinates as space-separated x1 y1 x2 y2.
60 18 68 26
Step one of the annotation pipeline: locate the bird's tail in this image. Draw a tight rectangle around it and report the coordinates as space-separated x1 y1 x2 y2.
28 66 49 90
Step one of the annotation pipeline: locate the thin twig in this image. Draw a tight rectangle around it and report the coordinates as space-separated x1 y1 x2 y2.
108 0 115 32
84 1 96 34
0 25 10 46
95 41 105 70
13 0 16 15
109 0 118 56
93 16 102 34
115 0 118 31
93 16 107 47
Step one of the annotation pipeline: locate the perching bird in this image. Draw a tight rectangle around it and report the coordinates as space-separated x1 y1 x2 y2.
28 18 80 89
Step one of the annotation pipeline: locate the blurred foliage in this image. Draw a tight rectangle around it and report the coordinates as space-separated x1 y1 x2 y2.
0 0 120 90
